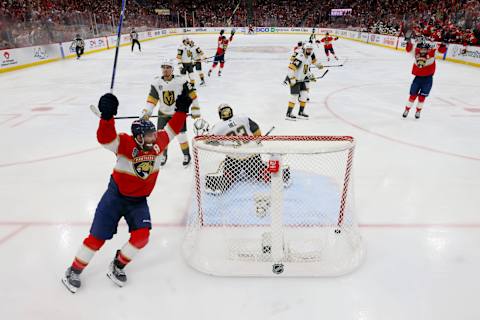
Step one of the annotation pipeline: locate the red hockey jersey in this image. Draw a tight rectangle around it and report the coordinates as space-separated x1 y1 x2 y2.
96 112 187 197
216 34 233 55
406 42 447 77
320 36 338 49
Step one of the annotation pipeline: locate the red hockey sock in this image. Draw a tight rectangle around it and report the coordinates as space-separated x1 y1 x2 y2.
72 234 105 271
116 228 150 267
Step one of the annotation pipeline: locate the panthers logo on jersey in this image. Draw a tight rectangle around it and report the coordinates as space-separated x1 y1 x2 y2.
162 91 176 106
132 155 156 179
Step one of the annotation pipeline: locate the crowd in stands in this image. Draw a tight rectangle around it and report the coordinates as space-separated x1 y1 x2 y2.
1 0 479 49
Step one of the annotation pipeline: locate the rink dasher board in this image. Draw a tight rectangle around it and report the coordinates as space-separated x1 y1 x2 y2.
2 27 479 73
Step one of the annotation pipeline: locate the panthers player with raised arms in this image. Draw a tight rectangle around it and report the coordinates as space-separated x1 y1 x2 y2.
402 36 446 119
141 59 201 167
194 104 290 194
62 91 192 293
285 43 323 120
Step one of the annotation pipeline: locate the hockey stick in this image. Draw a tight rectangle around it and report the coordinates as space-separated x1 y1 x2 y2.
90 105 191 120
255 126 275 145
109 0 127 93
314 63 344 68
200 55 216 62
307 69 329 80
282 69 329 85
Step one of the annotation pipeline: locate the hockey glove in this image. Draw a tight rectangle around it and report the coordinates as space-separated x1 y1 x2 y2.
98 93 118 120
289 77 297 87
231 29 236 36
175 93 192 114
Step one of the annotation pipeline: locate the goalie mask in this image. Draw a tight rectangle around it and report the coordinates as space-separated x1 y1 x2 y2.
218 103 233 120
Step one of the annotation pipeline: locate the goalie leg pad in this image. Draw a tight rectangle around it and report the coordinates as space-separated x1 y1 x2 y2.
206 174 230 194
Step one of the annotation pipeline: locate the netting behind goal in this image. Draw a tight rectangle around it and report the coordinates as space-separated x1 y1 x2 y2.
183 135 364 276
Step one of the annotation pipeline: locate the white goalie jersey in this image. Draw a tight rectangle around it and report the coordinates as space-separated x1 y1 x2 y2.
211 115 260 137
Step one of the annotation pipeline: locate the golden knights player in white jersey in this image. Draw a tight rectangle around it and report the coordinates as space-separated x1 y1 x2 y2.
177 37 194 82
189 39 206 86
141 59 201 167
193 104 290 194
285 43 323 120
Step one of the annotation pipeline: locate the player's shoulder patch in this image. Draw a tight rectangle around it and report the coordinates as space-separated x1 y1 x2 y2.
292 57 302 68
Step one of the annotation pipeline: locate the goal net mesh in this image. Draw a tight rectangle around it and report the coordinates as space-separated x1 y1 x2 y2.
183 135 364 276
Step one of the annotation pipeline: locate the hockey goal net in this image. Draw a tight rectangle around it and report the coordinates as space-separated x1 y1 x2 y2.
183 135 364 276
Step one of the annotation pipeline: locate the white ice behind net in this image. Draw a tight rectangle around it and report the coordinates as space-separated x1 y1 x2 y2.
183 136 364 276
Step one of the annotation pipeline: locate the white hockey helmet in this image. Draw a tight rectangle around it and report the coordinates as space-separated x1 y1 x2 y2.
160 57 175 69
218 103 233 120
182 36 190 44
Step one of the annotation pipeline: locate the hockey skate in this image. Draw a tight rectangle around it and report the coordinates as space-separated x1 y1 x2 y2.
62 267 81 293
107 259 127 287
298 111 309 119
415 109 421 119
218 70 222 77
402 108 410 118
159 153 168 166
208 70 212 77
183 154 191 168
285 111 297 121
199 79 206 86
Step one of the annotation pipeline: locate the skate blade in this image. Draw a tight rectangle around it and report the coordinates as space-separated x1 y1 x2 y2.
61 277 77 294
285 117 297 121
183 163 191 169
296 116 309 120
106 272 125 288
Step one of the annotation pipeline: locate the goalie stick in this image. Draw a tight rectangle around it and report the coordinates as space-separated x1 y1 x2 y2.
256 126 275 144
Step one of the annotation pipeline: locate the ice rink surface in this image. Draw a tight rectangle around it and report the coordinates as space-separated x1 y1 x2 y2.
1 33 480 319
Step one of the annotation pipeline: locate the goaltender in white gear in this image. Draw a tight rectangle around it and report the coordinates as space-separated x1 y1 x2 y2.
141 58 200 167
194 104 290 196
